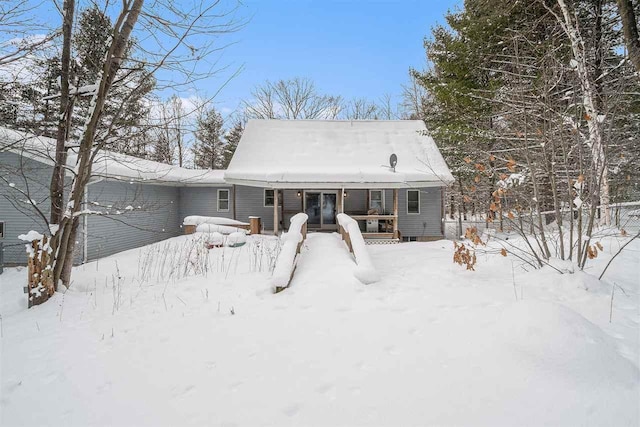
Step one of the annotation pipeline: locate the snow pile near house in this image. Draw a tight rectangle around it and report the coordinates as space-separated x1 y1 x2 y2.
0 233 638 426
183 216 249 227
196 223 248 235
337 213 379 284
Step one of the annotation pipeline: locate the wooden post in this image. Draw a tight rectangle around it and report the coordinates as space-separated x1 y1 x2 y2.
340 188 345 213
393 188 399 239
232 184 237 220
249 216 261 235
273 188 279 235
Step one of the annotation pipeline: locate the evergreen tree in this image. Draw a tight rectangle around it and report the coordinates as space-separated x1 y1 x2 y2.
193 107 225 169
72 5 155 157
222 120 243 168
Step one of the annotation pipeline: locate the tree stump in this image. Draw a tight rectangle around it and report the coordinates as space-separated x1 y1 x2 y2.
27 236 55 308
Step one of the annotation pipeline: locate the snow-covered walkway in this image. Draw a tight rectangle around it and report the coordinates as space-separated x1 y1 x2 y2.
289 232 361 292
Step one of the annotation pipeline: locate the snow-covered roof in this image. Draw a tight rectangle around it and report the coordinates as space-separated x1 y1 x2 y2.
0 127 228 187
224 120 454 189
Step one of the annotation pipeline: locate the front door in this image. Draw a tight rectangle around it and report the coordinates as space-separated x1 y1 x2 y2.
304 191 338 229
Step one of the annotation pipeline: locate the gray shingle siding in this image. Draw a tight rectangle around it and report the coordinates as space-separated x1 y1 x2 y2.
85 180 181 260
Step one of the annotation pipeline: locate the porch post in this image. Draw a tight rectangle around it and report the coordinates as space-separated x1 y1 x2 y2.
273 188 279 235
340 188 345 213
393 188 399 239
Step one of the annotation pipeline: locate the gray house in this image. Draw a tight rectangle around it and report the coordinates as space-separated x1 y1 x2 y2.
225 120 454 240
0 120 453 266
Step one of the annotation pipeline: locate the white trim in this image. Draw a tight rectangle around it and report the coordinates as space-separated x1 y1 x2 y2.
406 189 420 215
217 189 230 212
369 189 385 213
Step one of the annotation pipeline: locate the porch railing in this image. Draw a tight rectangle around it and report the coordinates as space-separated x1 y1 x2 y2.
271 213 308 293
349 214 398 240
337 213 380 284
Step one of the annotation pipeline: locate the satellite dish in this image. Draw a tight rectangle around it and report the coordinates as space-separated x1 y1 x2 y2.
389 153 398 172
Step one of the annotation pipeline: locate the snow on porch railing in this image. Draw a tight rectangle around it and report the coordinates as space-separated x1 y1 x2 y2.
337 213 379 284
270 213 308 293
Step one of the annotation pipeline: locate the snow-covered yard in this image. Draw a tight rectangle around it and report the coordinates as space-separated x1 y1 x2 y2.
1 232 638 426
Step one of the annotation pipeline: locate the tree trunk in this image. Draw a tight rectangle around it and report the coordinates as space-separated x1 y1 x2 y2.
50 0 145 287
554 0 611 226
60 217 80 286
617 0 640 72
49 0 75 227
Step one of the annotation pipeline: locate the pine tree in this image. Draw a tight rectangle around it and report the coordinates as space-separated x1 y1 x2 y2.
222 120 243 168
72 5 155 157
193 107 225 169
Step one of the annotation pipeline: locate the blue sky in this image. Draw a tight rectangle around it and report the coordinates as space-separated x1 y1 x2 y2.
203 0 461 117
22 0 460 119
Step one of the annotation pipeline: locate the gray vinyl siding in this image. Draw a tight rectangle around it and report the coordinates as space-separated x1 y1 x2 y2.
178 186 234 225
85 181 181 260
0 152 53 265
397 187 443 238
235 185 275 231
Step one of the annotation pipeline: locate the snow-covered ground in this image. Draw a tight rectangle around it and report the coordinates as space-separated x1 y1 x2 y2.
1 232 638 426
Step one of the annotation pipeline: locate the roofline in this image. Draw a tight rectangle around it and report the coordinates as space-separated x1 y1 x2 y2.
223 177 450 189
83 175 231 187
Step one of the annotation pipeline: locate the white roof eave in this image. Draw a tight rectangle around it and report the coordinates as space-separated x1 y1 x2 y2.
223 176 450 189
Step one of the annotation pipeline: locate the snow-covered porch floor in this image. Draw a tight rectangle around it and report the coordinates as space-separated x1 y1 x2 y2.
1 233 638 426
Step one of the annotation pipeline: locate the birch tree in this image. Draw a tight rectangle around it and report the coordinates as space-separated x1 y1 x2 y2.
545 0 611 226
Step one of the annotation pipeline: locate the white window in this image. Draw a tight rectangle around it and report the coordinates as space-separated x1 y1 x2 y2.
218 189 230 212
407 190 420 214
264 189 275 207
264 189 282 207
369 190 384 214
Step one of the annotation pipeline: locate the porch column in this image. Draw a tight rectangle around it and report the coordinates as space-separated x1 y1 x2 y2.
340 188 345 213
393 189 399 239
273 188 279 235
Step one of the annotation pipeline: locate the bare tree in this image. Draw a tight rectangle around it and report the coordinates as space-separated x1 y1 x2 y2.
377 93 400 120
545 0 611 225
244 77 342 119
28 0 245 293
0 0 57 66
49 0 75 227
401 74 427 120
343 97 378 120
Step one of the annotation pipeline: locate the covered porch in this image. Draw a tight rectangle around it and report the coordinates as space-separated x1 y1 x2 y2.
271 187 401 241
